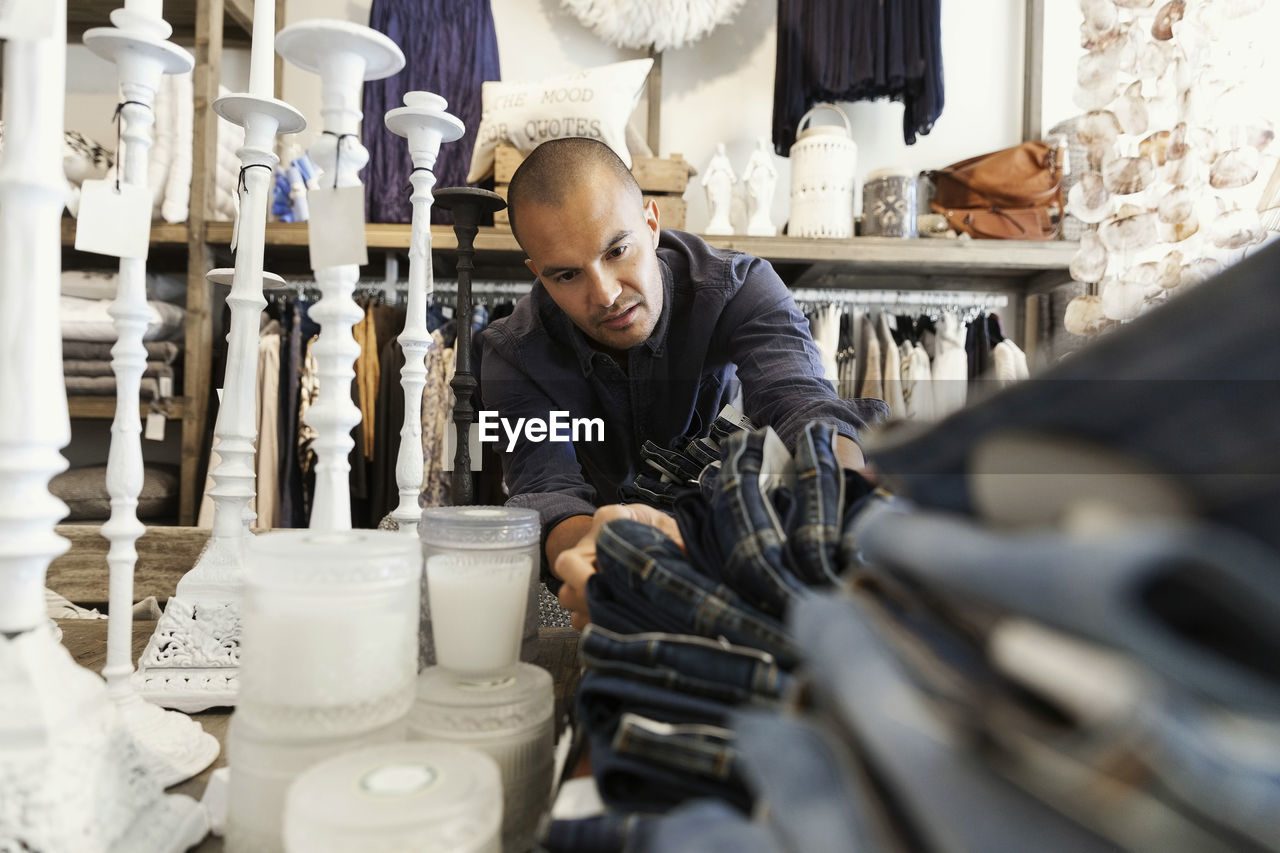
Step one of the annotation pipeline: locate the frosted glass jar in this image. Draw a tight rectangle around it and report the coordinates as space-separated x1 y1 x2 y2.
282 742 502 853
409 663 554 852
239 530 422 738
418 507 540 676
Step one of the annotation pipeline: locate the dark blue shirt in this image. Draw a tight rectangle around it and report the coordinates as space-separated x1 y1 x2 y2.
477 229 889 537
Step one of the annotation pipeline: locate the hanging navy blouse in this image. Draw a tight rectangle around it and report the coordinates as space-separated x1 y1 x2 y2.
773 0 944 152
362 0 501 224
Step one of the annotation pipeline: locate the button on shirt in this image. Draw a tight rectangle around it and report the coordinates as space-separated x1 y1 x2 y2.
477 229 890 546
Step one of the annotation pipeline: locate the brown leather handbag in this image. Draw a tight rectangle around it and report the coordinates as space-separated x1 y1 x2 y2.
928 141 1062 240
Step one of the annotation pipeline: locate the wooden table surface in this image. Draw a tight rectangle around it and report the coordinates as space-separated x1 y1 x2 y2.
60 618 583 852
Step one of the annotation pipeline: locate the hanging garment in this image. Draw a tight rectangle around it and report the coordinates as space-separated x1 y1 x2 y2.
354 302 381 461
992 339 1030 388
255 322 282 530
910 343 935 421
858 313 883 403
773 0 943 151
931 309 968 418
899 341 917 419
421 334 454 508
966 312 994 388
809 305 840 387
877 313 906 417
363 0 501 224
297 334 320 521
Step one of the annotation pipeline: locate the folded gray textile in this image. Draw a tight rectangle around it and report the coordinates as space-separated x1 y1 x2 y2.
61 340 180 364
64 375 161 400
63 360 173 380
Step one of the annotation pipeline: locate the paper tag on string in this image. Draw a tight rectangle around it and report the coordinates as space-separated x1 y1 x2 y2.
158 375 173 400
307 186 368 270
0 0 55 41
144 410 166 441
74 180 151 260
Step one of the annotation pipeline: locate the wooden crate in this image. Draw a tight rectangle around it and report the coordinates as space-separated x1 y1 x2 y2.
493 144 693 231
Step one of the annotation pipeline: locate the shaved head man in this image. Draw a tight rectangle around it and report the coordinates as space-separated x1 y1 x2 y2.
478 137 887 629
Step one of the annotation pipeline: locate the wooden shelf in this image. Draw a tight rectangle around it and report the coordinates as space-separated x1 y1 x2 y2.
68 396 185 420
68 0 254 44
61 218 190 247
205 222 1078 280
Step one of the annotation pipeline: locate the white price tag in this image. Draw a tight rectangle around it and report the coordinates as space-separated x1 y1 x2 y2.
715 404 754 430
144 410 166 441
307 185 368 270
0 0 55 41
74 180 151 260
158 375 173 399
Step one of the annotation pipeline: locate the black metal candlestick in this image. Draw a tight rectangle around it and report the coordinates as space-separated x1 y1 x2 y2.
433 187 506 505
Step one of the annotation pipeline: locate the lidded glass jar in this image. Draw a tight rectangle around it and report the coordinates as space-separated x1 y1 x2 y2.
239 530 422 739
418 507 541 678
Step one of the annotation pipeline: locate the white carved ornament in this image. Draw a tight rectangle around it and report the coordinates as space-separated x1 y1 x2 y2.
560 0 745 51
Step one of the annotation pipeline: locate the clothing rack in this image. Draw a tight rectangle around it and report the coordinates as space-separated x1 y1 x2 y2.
790 288 1009 309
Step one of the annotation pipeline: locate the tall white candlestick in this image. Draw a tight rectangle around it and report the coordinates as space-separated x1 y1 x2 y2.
275 19 404 532
125 0 162 18
384 92 464 533
248 0 275 99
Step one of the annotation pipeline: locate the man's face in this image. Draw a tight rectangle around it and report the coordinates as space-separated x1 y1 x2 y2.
517 169 663 354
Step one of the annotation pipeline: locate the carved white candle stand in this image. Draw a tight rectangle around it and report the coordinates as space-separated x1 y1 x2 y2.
83 1 219 787
276 20 404 532
0 2 206 849
133 0 305 712
383 93 464 533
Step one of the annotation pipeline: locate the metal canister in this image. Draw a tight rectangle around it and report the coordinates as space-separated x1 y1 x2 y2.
862 167 918 238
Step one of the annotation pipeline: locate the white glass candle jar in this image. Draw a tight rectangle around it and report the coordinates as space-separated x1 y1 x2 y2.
239 530 422 738
418 507 540 677
282 742 503 853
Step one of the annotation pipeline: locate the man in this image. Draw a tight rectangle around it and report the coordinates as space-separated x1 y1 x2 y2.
477 138 887 627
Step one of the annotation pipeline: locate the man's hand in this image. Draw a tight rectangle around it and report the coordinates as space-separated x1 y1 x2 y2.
549 505 684 630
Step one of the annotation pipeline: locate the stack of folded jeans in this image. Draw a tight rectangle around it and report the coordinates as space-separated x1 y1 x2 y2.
545 243 1280 853
617 409 758 509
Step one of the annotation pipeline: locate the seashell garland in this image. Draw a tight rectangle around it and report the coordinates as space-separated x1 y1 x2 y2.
1065 0 1272 335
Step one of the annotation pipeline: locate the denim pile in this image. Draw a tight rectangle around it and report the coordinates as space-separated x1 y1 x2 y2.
542 243 1280 853
616 408 760 510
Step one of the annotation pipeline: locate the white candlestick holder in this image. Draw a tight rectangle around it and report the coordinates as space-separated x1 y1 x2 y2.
83 2 220 788
133 17 306 711
0 3 206 849
383 93 464 533
275 20 404 532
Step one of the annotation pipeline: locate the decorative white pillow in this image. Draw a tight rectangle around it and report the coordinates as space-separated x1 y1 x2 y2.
466 58 653 184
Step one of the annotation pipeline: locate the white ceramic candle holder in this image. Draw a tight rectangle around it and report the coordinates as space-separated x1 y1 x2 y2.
83 2 220 788
276 20 404 532
133 0 306 712
383 93 464 533
0 3 206 849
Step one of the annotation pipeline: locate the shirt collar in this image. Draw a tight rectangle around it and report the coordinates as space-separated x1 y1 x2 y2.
536 252 675 377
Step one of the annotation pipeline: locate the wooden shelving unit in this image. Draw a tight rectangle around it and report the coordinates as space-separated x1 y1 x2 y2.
205 221 1078 283
67 397 186 420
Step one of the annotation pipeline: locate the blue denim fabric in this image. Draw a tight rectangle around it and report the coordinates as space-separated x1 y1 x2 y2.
707 429 809 617
1138 692 1280 851
732 711 887 853
866 241 1280 554
543 812 655 853
848 500 1280 715
587 519 801 668
792 593 1135 853
612 713 740 791
580 625 792 706
638 800 785 853
576 673 752 813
